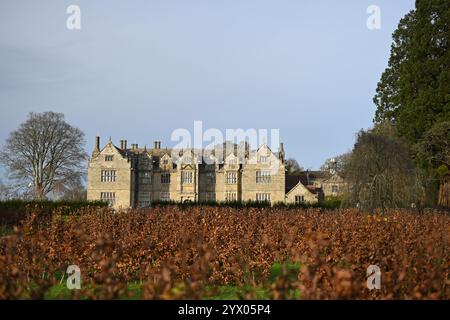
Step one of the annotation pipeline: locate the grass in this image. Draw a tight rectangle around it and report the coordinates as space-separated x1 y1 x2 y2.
0 224 13 236
43 262 301 300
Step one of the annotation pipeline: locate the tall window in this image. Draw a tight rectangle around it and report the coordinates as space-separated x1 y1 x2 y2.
139 172 151 184
138 192 151 208
226 172 237 184
101 170 116 182
161 172 171 184
100 192 116 206
295 195 304 204
160 192 170 201
182 171 193 184
206 172 214 185
206 192 216 202
256 170 271 184
225 192 237 202
256 193 271 202
105 155 114 161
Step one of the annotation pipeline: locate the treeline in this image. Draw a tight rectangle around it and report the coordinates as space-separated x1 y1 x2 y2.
336 0 449 211
0 200 107 226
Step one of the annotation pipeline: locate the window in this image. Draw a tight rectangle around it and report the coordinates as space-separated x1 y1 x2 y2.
160 192 170 201
141 156 150 166
105 155 114 161
182 171 193 184
161 172 171 184
295 195 304 204
162 159 169 165
100 192 115 206
256 170 271 184
260 156 268 163
227 158 236 165
206 172 214 185
138 192 151 208
225 192 237 202
101 170 116 182
256 193 271 202
226 172 237 184
206 192 216 202
139 172 151 184
332 185 339 194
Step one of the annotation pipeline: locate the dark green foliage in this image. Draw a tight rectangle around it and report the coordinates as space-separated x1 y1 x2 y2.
0 200 107 226
374 1 449 143
148 199 341 210
373 1 449 206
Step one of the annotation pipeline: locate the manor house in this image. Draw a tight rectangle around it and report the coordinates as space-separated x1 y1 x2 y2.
87 137 325 208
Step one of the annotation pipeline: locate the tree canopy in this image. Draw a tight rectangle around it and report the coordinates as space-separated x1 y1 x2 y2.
0 112 87 199
374 0 449 145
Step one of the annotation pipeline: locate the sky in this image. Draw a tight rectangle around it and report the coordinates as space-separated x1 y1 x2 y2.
0 0 415 178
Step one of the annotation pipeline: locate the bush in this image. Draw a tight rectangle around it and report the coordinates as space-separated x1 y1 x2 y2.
0 200 107 226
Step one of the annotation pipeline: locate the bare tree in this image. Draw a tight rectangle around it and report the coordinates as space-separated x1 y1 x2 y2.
285 158 303 175
0 112 88 199
320 153 351 174
342 123 422 212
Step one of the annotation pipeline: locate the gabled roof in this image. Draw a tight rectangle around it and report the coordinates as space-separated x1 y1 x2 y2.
285 174 322 195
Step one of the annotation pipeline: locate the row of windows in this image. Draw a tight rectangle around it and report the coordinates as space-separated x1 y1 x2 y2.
100 192 115 206
100 170 272 185
295 195 305 204
226 172 237 184
225 192 237 201
101 170 116 182
256 170 271 184
181 171 193 184
256 193 271 202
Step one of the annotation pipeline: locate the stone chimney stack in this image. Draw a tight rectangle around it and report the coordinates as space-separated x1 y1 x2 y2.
95 136 100 151
92 136 101 158
279 142 285 163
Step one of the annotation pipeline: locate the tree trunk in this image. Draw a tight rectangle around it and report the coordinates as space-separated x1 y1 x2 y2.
438 175 450 208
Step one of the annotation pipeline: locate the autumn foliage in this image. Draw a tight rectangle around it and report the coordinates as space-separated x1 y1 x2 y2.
0 206 448 299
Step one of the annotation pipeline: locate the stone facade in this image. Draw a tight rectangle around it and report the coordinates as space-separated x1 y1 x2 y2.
87 137 289 209
302 171 346 198
284 175 324 204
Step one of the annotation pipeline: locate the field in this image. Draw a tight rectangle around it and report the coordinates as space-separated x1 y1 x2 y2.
0 205 448 299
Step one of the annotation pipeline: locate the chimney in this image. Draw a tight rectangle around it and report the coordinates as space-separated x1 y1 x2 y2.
95 136 100 151
131 143 138 150
279 142 285 162
120 140 124 149
154 141 161 149
123 140 127 150
158 141 161 149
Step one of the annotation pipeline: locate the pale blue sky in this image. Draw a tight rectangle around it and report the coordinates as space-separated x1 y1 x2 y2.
0 0 414 174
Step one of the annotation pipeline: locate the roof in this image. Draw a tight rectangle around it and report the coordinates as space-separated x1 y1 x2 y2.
285 174 322 195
